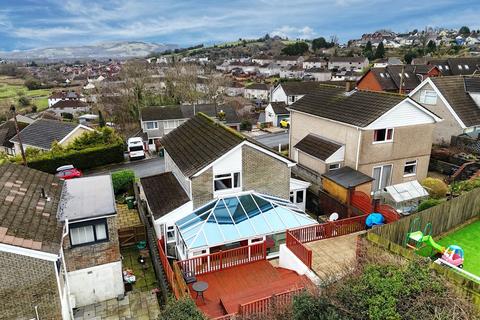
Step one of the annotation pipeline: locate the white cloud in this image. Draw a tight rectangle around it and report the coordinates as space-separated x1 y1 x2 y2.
271 25 316 39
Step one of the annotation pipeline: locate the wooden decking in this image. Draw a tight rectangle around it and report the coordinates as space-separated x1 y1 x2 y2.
189 260 310 318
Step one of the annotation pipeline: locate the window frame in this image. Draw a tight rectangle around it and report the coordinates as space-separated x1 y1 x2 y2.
145 121 158 130
403 160 417 177
419 89 438 105
328 163 341 171
69 218 109 248
213 172 242 194
372 164 393 192
373 128 394 144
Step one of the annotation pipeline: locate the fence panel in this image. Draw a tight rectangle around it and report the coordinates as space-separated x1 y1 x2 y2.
239 287 304 317
351 190 373 214
371 188 480 245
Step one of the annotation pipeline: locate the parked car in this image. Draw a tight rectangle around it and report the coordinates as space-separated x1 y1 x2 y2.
280 118 290 129
127 137 146 160
55 165 82 180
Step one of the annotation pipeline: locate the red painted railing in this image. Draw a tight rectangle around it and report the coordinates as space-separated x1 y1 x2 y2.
213 314 237 320
289 214 368 244
177 242 267 276
375 204 400 223
157 238 178 297
286 231 312 268
239 287 304 317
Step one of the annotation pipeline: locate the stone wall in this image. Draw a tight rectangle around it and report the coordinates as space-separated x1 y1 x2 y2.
0 251 62 320
242 145 290 199
191 167 213 209
64 216 121 272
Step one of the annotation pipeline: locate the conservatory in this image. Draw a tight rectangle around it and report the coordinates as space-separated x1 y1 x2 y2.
175 191 318 259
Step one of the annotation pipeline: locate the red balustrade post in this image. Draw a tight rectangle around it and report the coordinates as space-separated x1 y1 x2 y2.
219 250 223 271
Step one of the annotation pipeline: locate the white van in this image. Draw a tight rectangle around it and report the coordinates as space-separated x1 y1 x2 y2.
127 137 145 160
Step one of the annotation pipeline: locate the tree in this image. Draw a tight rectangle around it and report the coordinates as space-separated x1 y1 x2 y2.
312 37 329 51
426 40 437 53
374 41 385 59
459 26 470 36
98 110 106 127
24 77 42 90
18 96 30 107
404 50 417 64
363 41 374 59
281 42 309 55
292 292 346 320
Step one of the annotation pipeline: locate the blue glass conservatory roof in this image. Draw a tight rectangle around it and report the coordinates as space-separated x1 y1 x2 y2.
176 192 317 250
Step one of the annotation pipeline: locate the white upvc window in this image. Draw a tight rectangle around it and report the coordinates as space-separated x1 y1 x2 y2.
328 163 341 171
373 128 394 143
213 172 241 193
419 90 437 105
290 190 305 204
372 164 393 192
145 121 158 130
404 160 417 177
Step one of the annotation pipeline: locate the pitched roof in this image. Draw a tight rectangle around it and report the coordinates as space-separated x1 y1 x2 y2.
464 76 480 93
304 57 326 63
294 134 342 161
322 166 374 188
430 76 480 127
426 57 480 76
140 104 217 121
161 114 245 177
278 81 325 96
366 65 437 91
51 99 89 109
140 172 190 219
0 163 64 254
329 56 367 63
289 86 406 127
269 102 289 115
246 83 269 90
0 121 28 148
10 119 80 150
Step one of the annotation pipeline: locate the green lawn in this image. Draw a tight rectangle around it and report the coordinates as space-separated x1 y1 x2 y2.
0 82 52 112
419 220 480 276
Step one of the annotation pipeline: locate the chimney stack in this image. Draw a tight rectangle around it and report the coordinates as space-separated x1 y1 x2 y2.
345 81 355 92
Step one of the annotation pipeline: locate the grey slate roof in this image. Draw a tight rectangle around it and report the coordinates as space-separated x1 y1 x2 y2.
278 81 325 96
430 76 480 127
294 134 342 161
51 99 89 109
270 102 289 115
0 163 64 254
246 83 269 91
10 119 80 150
322 166 374 188
464 76 480 93
161 114 245 177
0 121 28 148
289 86 406 127
140 104 217 121
58 176 116 222
140 172 190 219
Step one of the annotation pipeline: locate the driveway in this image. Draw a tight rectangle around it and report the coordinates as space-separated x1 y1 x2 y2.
254 131 289 148
85 157 165 178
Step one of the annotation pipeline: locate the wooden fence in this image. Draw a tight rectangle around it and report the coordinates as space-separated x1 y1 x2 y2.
351 190 373 214
239 287 304 317
289 214 368 244
177 242 267 277
118 225 146 248
370 188 480 245
286 231 312 268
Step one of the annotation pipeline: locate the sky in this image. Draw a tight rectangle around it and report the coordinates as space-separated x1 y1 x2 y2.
0 0 479 51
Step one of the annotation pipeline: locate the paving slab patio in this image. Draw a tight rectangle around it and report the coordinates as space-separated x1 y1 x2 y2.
73 291 160 320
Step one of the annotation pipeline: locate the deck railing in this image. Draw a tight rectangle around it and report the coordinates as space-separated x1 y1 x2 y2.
286 231 312 268
177 242 267 276
289 214 368 244
239 287 304 317
157 238 189 299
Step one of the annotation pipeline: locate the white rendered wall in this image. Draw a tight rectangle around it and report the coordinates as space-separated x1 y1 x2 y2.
278 244 321 285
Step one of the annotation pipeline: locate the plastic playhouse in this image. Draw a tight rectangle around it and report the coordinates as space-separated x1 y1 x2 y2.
405 217 465 268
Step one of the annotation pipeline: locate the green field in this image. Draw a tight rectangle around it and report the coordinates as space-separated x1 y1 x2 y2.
419 220 480 276
0 77 51 112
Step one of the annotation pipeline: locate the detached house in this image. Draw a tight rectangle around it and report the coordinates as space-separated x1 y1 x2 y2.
271 81 321 105
0 120 29 155
48 91 85 108
409 76 480 144
265 102 290 127
49 100 91 117
0 164 123 320
138 113 315 259
244 83 270 101
10 119 93 153
328 56 369 71
357 65 440 93
288 86 441 193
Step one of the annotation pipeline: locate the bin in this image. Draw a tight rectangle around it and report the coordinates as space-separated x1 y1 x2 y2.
126 196 135 209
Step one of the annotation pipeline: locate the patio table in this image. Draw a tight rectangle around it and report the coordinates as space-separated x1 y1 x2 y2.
192 281 208 301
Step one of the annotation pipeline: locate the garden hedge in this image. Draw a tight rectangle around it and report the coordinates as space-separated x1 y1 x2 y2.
25 143 124 173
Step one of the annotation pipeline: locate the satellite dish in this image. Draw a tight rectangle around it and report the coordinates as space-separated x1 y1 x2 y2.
329 212 339 221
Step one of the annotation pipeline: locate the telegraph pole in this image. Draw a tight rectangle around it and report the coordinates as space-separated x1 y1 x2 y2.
10 105 27 166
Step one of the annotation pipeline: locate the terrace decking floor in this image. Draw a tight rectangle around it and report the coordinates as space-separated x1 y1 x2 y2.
189 260 310 318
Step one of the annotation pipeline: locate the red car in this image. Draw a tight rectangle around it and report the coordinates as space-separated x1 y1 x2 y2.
55 166 83 180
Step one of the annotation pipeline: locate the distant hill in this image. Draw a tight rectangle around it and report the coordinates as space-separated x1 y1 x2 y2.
0 41 178 60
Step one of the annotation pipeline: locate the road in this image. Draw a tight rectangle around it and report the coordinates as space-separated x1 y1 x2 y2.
85 157 165 178
254 131 289 148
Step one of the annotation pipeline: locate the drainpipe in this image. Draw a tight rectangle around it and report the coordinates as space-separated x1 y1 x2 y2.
58 221 74 320
355 129 362 170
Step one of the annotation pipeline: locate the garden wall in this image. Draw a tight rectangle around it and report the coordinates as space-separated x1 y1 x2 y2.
370 188 480 245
